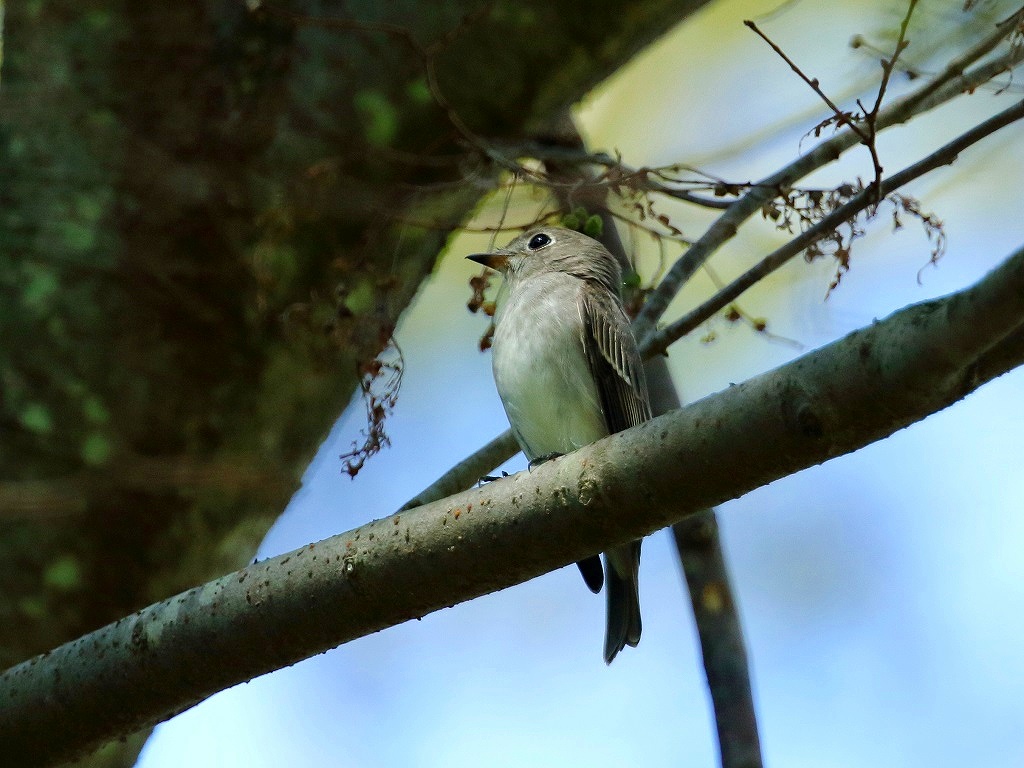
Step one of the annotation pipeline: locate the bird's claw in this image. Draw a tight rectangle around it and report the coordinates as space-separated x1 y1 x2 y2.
528 452 564 470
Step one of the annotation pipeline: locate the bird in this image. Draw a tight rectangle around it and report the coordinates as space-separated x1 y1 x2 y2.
468 226 652 663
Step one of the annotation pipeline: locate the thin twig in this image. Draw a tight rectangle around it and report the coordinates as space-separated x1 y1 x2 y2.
746 1 915 210
397 430 519 511
486 143 736 209
644 97 1024 356
632 23 1024 346
904 5 1024 111
867 0 917 120
744 19 872 145
859 0 919 199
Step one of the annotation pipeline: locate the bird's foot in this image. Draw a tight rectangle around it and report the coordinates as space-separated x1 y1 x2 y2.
528 452 564 470
478 471 510 484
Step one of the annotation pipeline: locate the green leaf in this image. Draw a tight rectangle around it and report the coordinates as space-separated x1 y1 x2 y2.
22 265 60 311
405 78 432 105
354 90 398 147
343 279 375 315
82 395 110 425
17 597 46 620
81 432 113 466
44 556 82 592
20 403 54 434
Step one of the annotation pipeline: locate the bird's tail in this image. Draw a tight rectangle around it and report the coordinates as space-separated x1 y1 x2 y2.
603 540 642 664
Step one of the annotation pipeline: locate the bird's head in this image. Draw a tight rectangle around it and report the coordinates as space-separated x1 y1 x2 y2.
467 226 621 293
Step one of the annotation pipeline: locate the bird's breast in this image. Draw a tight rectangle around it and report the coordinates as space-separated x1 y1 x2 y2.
491 277 607 460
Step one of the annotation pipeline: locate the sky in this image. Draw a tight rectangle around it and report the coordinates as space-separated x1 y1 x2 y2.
138 1 1024 766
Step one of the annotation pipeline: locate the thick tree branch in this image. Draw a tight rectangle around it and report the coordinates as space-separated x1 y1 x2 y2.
975 323 1024 383
632 9 1024 344
3 244 1023 766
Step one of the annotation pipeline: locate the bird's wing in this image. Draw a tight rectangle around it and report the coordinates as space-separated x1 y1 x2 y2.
578 284 652 434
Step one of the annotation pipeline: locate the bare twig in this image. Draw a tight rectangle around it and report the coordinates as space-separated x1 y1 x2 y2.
744 19 873 145
482 143 736 209
644 97 1024 356
905 5 1024 110
859 0 919 197
632 23 1024 346
865 0 918 122
743 12 894 193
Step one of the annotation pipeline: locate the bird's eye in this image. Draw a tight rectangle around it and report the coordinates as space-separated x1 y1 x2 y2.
527 232 552 250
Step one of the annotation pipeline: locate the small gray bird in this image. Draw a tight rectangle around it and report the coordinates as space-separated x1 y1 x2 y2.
468 226 652 663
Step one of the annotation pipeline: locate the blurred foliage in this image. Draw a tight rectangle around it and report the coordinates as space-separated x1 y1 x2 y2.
0 0 709 764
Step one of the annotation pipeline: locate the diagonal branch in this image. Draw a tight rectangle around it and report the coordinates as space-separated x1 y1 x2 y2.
644 352 763 768
644 96 1024 356
673 514 761 768
397 430 519 511
632 9 1024 344
3 242 1023 766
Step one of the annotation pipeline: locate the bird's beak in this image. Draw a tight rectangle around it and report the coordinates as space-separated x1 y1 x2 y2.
466 252 509 272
